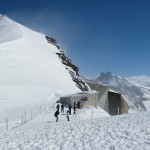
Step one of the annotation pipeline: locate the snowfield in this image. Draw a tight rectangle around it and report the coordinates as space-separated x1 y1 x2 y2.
0 109 150 150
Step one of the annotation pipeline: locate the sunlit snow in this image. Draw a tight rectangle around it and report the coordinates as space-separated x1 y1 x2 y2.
0 15 150 150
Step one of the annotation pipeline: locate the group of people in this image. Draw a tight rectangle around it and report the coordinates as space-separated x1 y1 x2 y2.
54 104 71 122
54 101 81 122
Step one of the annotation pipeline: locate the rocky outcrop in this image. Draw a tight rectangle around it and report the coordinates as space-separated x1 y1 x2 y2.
45 36 60 49
45 35 90 91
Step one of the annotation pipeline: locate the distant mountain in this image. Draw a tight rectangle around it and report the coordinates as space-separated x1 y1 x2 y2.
96 72 150 101
96 72 144 100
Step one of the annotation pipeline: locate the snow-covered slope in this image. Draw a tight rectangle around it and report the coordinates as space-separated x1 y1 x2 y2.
0 15 81 121
0 109 149 149
127 75 150 87
127 75 150 99
127 75 150 110
0 14 22 43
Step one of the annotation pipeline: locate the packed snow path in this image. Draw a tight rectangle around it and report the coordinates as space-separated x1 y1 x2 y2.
0 111 150 150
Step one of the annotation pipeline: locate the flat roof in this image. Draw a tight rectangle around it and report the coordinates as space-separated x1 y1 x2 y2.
61 90 98 98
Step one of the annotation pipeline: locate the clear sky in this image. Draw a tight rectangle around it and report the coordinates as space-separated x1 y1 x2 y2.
0 0 150 77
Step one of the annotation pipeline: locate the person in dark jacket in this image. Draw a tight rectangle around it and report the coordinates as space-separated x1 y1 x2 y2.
61 104 64 113
56 104 60 112
69 104 72 115
77 101 81 109
73 102 77 114
54 110 59 122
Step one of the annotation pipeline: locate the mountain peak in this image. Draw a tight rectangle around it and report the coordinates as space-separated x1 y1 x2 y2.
99 71 113 77
96 72 120 85
0 15 23 43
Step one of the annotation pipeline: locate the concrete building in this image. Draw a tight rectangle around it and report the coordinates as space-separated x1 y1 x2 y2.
87 82 128 115
60 90 98 109
60 84 128 115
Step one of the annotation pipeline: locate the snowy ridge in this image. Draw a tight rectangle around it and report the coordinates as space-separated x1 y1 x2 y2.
0 15 22 43
55 48 90 91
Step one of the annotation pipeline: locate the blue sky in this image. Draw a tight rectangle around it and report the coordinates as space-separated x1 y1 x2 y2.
0 0 150 77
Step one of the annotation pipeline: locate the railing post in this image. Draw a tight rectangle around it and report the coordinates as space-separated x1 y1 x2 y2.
5 118 8 131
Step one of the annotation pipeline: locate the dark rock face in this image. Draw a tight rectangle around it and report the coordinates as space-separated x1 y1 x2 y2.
45 36 60 49
45 35 89 91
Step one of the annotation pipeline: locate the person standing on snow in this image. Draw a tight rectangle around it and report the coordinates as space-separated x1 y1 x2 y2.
69 104 72 115
56 104 60 112
77 101 81 109
54 110 59 122
73 102 77 114
61 104 64 113
66 110 70 121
